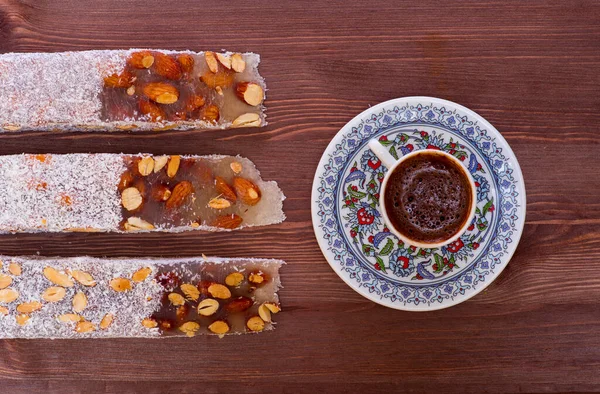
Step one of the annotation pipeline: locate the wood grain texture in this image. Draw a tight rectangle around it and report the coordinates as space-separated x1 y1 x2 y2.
0 0 599 392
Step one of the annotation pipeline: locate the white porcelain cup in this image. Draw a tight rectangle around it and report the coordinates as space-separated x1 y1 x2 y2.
368 139 477 249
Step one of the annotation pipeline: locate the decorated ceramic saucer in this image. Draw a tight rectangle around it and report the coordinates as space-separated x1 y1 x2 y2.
312 97 526 311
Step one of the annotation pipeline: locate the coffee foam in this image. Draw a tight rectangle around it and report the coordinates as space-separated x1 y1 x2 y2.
384 152 472 244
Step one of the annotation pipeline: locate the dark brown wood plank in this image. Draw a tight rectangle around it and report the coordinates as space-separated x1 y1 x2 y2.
0 0 599 392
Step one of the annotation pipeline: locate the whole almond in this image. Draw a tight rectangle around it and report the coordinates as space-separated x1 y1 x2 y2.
197 298 219 316
231 53 246 73
75 321 96 333
153 53 182 80
110 278 132 292
201 105 220 122
104 71 135 88
42 286 66 302
224 296 253 313
139 99 166 122
143 82 179 104
167 155 180 178
177 54 194 74
233 177 262 206
71 270 96 287
17 301 42 314
208 320 230 335
138 157 155 176
180 283 200 301
211 214 243 229
205 51 219 73
208 283 231 299
0 274 12 289
236 82 264 106
165 181 194 209
127 51 155 69
200 69 234 89
132 267 152 282
43 267 74 287
100 313 114 330
215 176 237 202
121 187 143 211
72 291 87 313
8 263 21 276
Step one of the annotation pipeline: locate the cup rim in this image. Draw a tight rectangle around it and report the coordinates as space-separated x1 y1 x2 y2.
379 149 478 249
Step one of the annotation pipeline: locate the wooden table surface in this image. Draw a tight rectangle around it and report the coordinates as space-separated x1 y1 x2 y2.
0 0 599 392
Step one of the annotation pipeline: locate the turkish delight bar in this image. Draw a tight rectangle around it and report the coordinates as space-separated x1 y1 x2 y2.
0 255 283 338
0 49 266 132
0 153 285 233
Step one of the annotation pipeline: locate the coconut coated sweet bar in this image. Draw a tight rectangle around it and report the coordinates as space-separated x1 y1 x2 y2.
0 49 266 132
0 154 285 233
0 255 283 338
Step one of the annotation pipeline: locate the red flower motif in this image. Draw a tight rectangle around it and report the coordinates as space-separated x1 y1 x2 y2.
383 227 389 232
369 183 376 189
350 167 357 173
459 155 466 161
379 135 388 141
400 135 407 142
450 143 456 148
365 246 371 253
472 242 480 250
410 245 416 252
357 208 375 225
368 235 375 243
477 163 482 171
351 185 358 191
406 144 414 151
368 158 381 170
416 274 423 280
447 239 464 253
374 262 381 270
345 200 351 206
351 198 358 203
426 144 441 151
374 193 380 199
399 256 410 269
474 182 480 187
432 264 439 271
449 149 456 155
489 204 495 212
443 258 448 264
350 230 357 237
448 263 454 269
420 250 426 256
467 224 474 231
420 131 428 137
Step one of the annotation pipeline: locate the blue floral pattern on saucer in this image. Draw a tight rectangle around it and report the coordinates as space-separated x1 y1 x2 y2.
312 97 526 311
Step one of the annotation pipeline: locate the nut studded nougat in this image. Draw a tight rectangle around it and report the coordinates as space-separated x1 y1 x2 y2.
0 154 285 233
0 256 283 338
0 49 266 132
